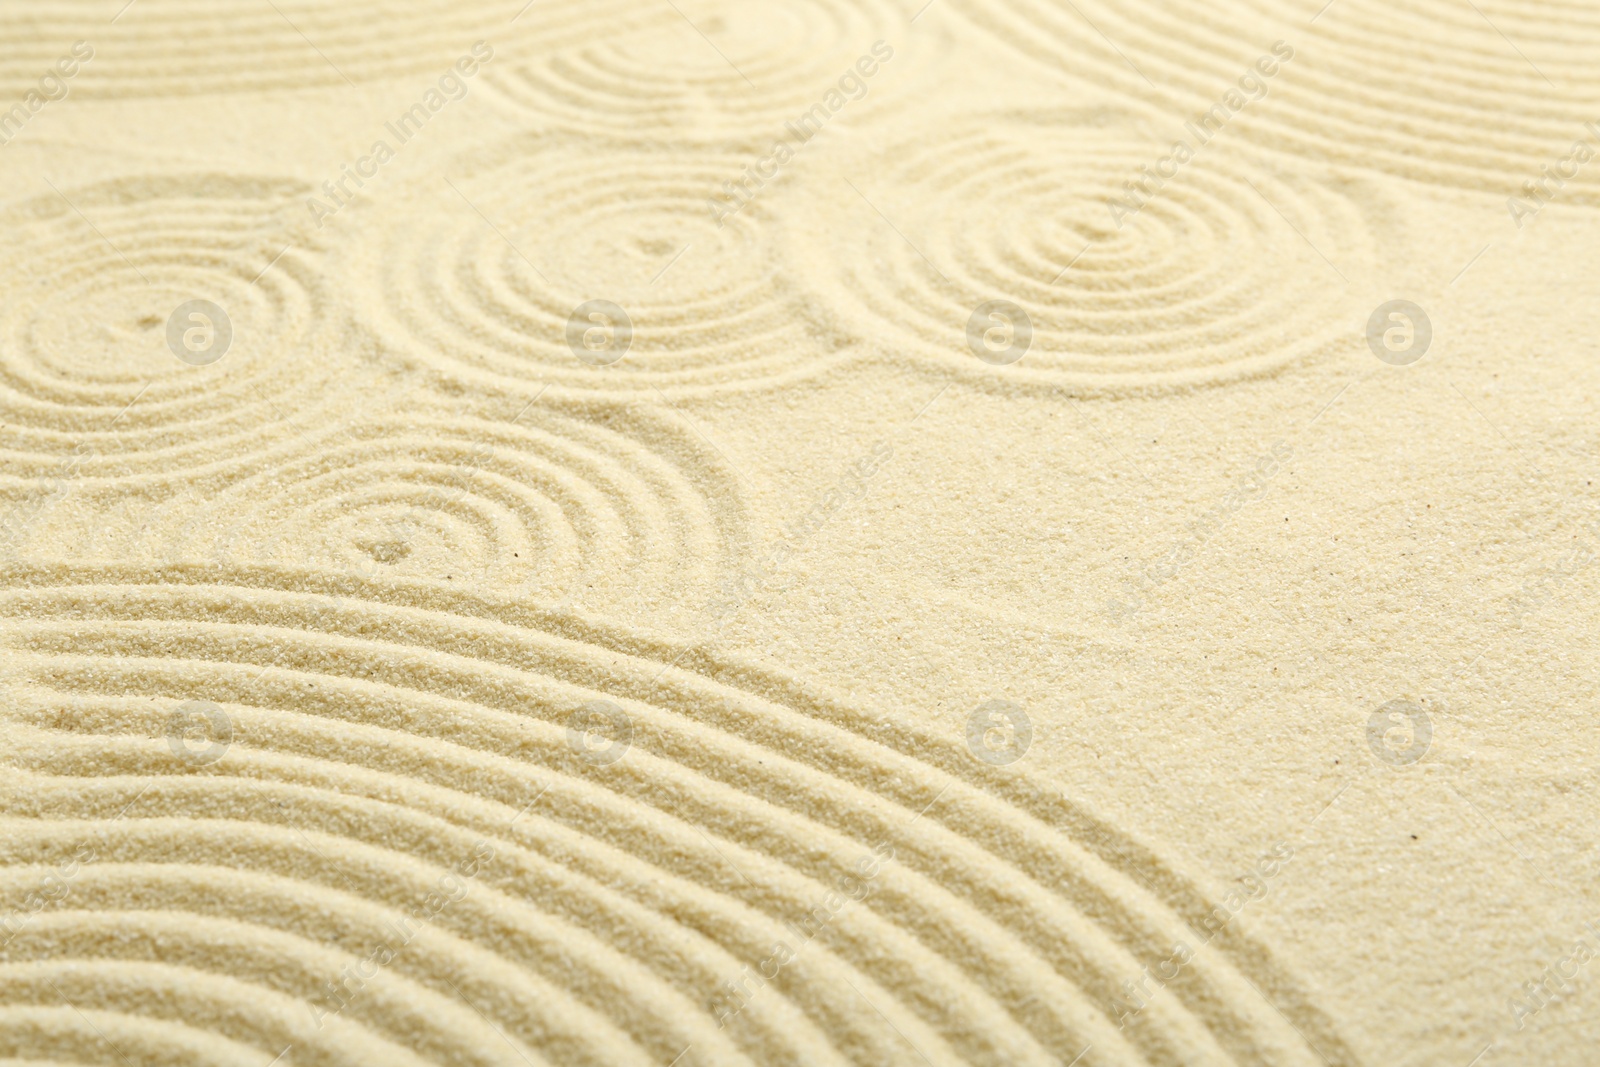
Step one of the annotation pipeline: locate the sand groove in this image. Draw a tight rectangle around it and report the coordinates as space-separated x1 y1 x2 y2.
0 564 1354 1066
481 0 909 138
945 0 1600 202
341 134 858 397
0 174 351 484
0 1 629 98
170 402 751 617
793 111 1387 390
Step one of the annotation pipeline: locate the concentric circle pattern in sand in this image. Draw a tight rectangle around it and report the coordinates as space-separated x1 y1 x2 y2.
792 111 1384 390
154 404 751 618
482 0 907 138
945 0 1600 200
0 174 350 483
342 135 857 396
0 0 632 98
0 565 1353 1067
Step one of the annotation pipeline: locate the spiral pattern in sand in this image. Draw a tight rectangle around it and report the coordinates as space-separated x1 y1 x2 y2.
0 174 348 484
342 134 856 396
0 564 1355 1067
482 0 906 138
790 111 1384 390
149 404 752 620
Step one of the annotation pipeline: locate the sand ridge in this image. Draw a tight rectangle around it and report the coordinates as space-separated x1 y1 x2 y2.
334 130 861 397
1 0 1597 1064
1 563 1348 1065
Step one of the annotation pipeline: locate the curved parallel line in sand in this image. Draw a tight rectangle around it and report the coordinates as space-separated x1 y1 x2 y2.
0 566 1356 1066
9 591 1235 1067
0 956 451 1067
0 174 352 478
7 658 1128 1067
480 0 917 139
0 1004 280 1066
0 899 637 1067
11 670 1153 1067
12 633 1242 1066
0 807 850 1067
153 407 749 612
788 111 1390 392
0 1 646 97
3 387 751 624
338 134 860 398
943 0 1600 202
0 849 831 1067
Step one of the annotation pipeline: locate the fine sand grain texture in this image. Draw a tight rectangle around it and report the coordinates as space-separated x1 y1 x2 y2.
2 2 1598 1065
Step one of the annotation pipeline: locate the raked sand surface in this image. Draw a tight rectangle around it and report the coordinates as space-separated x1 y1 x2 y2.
2 1 1599 1065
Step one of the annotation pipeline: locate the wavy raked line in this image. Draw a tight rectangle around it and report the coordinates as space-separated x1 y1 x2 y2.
788 110 1392 392
0 173 355 483
0 565 1354 1066
337 133 860 398
941 0 1600 202
0 0 640 98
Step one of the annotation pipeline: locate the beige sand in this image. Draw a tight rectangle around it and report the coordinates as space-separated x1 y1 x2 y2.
2 1 1598 1064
